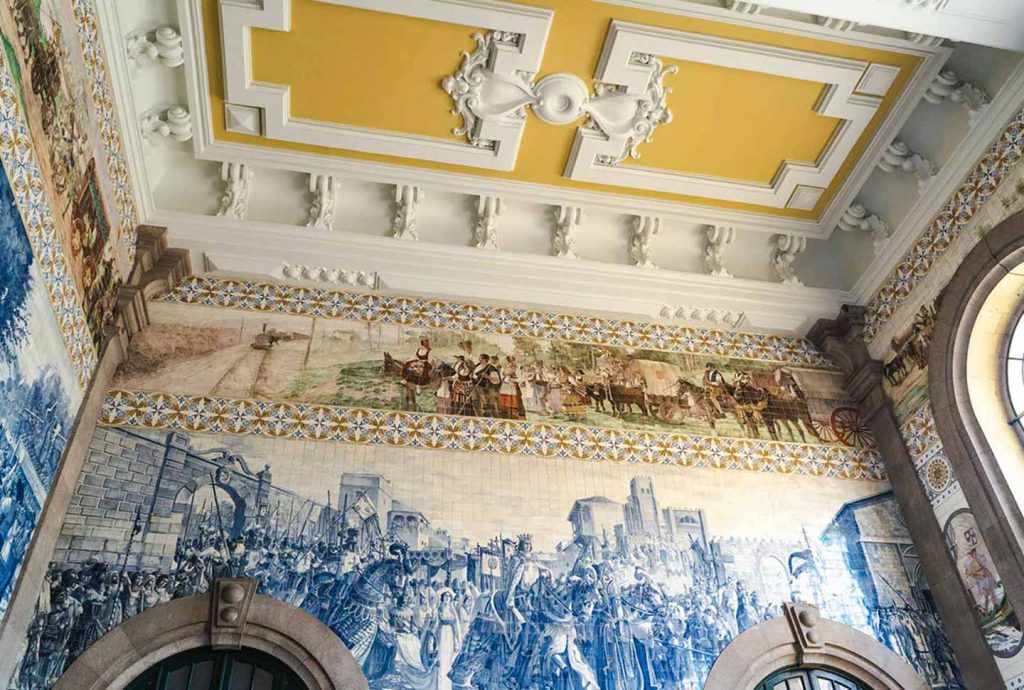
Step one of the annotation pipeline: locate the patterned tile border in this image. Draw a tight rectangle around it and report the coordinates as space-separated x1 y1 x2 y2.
0 60 96 388
865 109 1024 342
900 405 961 509
100 389 887 481
164 276 836 368
73 0 140 267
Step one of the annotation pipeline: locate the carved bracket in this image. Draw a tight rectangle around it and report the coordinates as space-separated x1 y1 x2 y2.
837 203 891 255
553 205 582 259
217 162 254 220
307 174 339 230
474 196 504 250
126 26 184 69
704 225 735 278
771 234 806 286
630 215 660 268
393 185 425 241
140 107 192 145
924 68 990 126
877 139 937 191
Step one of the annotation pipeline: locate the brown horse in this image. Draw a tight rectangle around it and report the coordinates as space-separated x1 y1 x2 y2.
607 384 649 417
761 394 821 443
381 353 454 411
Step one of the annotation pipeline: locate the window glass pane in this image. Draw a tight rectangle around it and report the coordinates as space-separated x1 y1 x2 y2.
165 667 191 690
817 679 836 690
1009 313 1024 359
191 660 215 690
230 661 255 690
1008 358 1024 419
251 667 274 690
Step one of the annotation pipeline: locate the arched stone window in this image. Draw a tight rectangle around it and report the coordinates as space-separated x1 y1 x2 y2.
126 647 305 690
929 209 1024 622
757 667 866 690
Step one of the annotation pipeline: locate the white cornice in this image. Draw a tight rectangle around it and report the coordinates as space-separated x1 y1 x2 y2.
155 210 853 336
176 0 948 239
851 58 1024 305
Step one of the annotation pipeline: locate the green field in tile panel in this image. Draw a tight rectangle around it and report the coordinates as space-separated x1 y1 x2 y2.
114 302 874 449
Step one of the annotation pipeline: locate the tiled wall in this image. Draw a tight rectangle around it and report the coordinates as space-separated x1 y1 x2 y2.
0 0 136 631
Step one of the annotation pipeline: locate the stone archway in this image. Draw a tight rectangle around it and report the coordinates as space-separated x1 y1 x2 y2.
55 579 367 690
703 603 928 690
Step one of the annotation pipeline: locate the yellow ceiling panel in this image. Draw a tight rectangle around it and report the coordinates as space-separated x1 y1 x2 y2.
206 0 922 219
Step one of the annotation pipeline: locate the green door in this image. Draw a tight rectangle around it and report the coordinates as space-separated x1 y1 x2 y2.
126 648 307 690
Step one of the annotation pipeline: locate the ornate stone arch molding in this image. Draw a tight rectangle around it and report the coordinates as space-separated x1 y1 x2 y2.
56 579 368 690
929 209 1024 614
705 603 927 690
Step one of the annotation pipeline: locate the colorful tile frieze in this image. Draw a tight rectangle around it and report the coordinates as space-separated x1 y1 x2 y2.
0 59 96 388
865 109 1024 342
100 389 887 481
72 0 140 266
163 276 835 368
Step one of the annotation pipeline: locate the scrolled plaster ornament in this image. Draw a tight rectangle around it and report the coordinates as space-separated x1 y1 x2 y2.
126 26 184 69
837 203 892 255
217 162 254 220
307 174 338 230
141 107 192 144
815 16 857 31
771 234 806 286
630 215 660 268
473 196 504 250
924 68 990 125
877 140 936 190
441 32 676 163
553 206 582 259
393 185 425 241
703 225 735 278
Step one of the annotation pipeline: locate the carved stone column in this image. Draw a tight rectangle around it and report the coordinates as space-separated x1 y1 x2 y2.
808 305 1004 689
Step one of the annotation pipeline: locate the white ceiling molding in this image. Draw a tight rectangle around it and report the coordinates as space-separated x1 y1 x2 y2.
167 212 848 335
178 0 950 239
392 185 424 241
704 225 735 278
306 174 338 230
630 215 661 268
771 234 807 286
714 0 1024 50
473 196 504 250
280 262 378 288
564 21 890 210
217 162 254 220
126 26 184 69
217 0 552 172
661 304 746 328
552 206 582 259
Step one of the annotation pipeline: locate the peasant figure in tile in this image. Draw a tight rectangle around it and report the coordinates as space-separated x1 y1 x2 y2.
498 356 526 420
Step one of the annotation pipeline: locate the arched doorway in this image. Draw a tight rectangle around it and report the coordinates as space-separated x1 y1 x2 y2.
127 648 306 690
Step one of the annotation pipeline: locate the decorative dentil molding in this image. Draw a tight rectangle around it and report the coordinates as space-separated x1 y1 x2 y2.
442 31 676 166
815 16 857 32
771 234 807 286
217 162 254 220
307 174 338 230
721 0 761 14
924 69 990 126
905 32 944 47
553 206 582 259
280 262 377 287
837 202 892 255
703 225 735 278
904 0 949 8
473 196 504 250
660 304 745 328
140 106 192 144
392 185 425 241
631 215 660 268
126 26 184 69
876 139 936 190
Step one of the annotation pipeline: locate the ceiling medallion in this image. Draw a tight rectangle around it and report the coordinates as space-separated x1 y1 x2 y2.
442 32 676 164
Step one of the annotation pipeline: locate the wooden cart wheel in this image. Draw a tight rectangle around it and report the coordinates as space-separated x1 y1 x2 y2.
810 418 837 443
831 406 875 448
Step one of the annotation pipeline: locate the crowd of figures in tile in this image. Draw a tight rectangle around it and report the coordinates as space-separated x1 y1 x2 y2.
15 446 963 689
0 161 75 619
